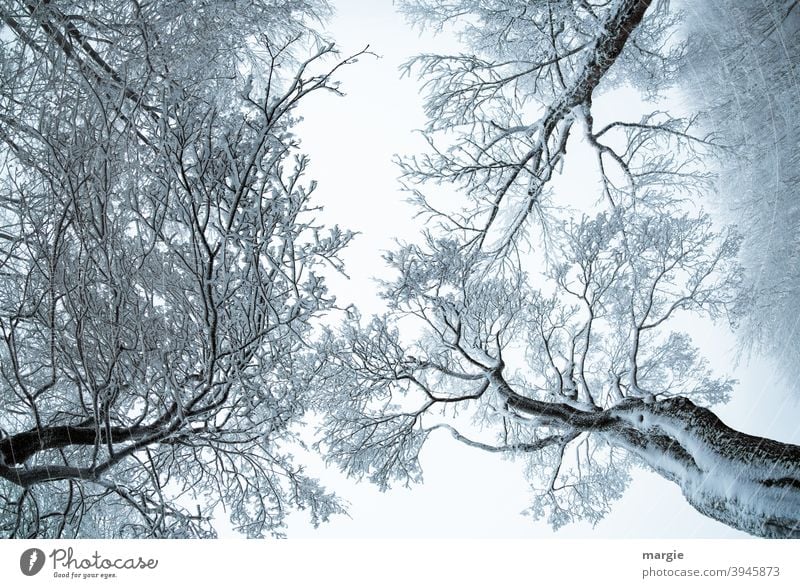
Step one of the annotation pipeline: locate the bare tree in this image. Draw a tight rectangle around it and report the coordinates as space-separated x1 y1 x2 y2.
313 0 800 538
0 0 363 538
683 0 800 387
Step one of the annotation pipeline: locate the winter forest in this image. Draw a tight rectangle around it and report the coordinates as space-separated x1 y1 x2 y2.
0 0 798 539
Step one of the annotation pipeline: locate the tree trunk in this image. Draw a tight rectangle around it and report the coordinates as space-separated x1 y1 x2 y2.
610 396 800 538
494 372 800 537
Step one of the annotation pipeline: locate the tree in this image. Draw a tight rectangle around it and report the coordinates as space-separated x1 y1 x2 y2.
313 0 800 538
682 0 800 386
0 0 363 538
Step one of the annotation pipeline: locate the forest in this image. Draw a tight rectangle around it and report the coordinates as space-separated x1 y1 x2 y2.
0 0 798 538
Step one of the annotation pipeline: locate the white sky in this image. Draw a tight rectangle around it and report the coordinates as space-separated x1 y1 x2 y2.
226 0 800 539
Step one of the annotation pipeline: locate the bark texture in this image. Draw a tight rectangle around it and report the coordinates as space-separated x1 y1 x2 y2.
495 370 800 537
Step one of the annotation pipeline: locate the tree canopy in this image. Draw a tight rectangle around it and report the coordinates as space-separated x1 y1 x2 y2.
683 0 800 383
1 0 798 539
312 0 799 537
0 0 364 538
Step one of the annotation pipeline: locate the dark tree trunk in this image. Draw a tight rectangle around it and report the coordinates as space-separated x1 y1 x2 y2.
494 372 800 538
